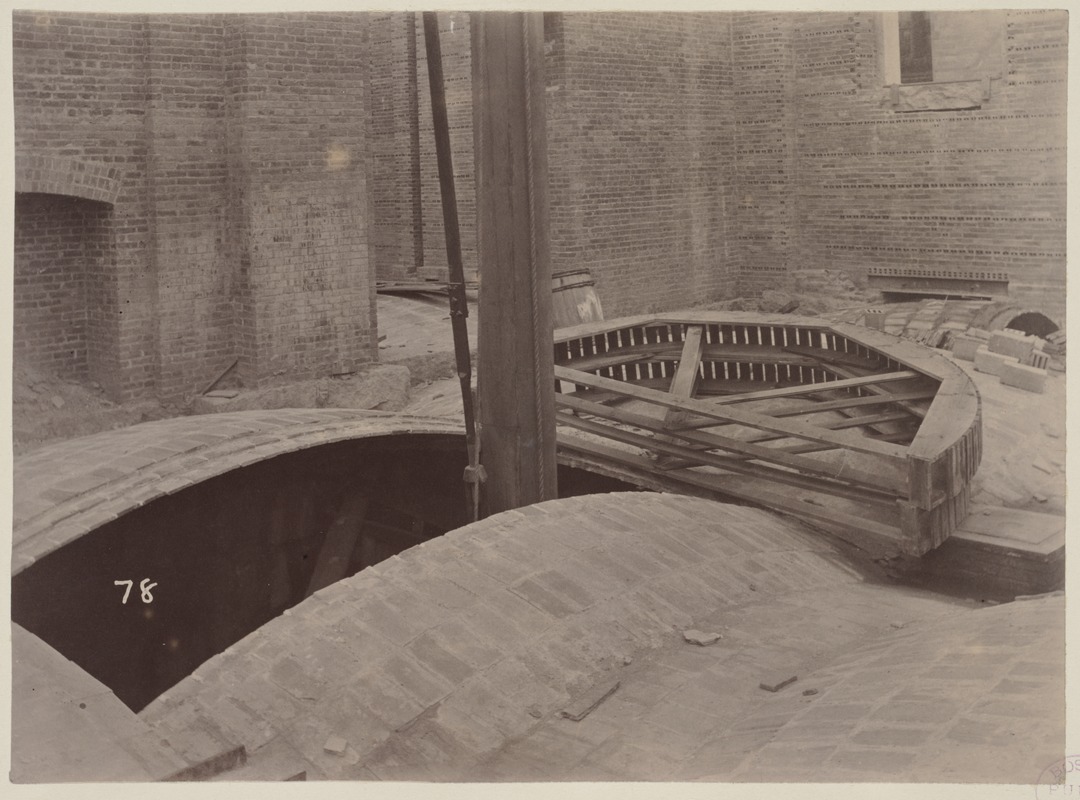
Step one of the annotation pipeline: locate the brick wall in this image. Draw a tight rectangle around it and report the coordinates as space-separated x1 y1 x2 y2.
15 11 1066 402
373 10 737 308
13 194 110 380
368 13 424 281
415 11 477 280
13 12 378 401
146 15 233 399
784 10 1067 321
225 14 375 385
729 13 798 297
546 13 736 317
13 12 151 399
372 10 1065 323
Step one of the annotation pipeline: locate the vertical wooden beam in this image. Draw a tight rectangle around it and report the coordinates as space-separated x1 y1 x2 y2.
473 12 558 514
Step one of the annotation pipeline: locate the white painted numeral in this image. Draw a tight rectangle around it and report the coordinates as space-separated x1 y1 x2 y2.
115 579 156 604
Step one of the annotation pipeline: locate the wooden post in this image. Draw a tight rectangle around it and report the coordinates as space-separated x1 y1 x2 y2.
473 12 558 514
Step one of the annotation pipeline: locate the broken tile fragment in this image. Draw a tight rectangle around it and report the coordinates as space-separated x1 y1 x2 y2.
323 735 347 755
559 679 620 722
759 674 797 693
682 629 722 646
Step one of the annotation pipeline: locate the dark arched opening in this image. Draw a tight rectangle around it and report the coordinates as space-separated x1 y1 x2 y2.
1004 311 1059 339
11 432 636 712
14 191 116 384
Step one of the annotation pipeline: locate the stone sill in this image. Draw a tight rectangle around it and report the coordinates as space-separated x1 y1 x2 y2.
884 76 997 113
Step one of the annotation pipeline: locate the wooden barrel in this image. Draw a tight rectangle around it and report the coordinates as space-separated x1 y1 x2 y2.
551 269 604 329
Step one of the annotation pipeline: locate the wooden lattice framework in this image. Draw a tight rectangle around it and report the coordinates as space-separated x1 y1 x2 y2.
553 313 982 556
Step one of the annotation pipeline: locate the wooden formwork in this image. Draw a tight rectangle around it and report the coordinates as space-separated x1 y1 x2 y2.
553 313 982 556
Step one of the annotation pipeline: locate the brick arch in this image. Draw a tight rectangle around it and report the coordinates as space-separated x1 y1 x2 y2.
14 153 124 205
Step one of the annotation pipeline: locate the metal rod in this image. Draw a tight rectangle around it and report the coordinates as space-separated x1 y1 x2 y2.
422 12 482 521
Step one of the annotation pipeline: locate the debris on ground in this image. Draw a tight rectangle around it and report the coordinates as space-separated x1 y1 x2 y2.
682 629 723 646
759 674 798 693
12 365 178 456
323 736 347 756
559 680 620 722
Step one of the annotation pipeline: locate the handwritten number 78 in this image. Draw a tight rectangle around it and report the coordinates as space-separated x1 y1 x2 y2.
114 579 157 604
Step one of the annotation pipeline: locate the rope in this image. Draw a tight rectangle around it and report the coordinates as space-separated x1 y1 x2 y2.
521 13 547 500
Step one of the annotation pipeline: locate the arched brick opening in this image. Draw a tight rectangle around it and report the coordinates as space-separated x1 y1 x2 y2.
1004 311 1059 339
14 191 118 384
14 154 124 205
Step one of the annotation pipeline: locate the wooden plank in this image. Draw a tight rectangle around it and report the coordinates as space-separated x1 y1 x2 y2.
672 389 936 430
735 411 914 447
556 433 905 546
556 393 902 495
706 369 922 406
826 363 928 420
780 344 886 372
305 495 369 597
560 347 671 374
663 325 705 432
559 342 825 373
554 364 909 461
558 412 897 503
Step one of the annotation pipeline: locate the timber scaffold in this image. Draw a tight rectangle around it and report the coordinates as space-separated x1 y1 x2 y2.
553 313 982 556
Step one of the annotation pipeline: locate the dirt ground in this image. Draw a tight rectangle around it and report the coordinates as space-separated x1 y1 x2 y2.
11 365 181 456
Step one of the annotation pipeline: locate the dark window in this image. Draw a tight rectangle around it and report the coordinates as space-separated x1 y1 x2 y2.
898 11 934 83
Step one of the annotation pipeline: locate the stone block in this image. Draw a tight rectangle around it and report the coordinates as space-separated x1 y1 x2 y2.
988 330 1035 361
973 346 1018 377
950 335 983 361
325 365 411 411
1000 361 1047 394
